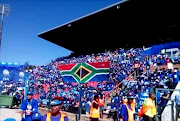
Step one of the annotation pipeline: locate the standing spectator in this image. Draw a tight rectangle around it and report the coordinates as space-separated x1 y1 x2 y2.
85 98 91 115
167 59 174 71
139 64 144 75
138 93 156 121
133 61 140 77
99 94 104 119
174 91 180 121
173 69 180 88
146 60 151 76
74 100 79 121
109 102 119 121
90 95 103 121
158 91 170 115
17 91 38 121
14 91 21 107
41 100 69 121
160 57 166 66
120 95 135 121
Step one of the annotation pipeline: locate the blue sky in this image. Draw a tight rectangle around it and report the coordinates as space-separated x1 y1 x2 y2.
0 0 120 66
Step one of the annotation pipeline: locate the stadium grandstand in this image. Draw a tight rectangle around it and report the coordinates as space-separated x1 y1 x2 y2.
38 0 179 56
0 0 180 121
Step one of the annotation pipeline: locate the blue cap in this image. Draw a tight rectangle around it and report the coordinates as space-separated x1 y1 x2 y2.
163 90 169 94
27 91 33 95
4 118 16 121
50 100 62 106
127 95 134 99
32 112 41 120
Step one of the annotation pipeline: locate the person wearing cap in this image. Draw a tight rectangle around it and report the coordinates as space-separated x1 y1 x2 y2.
138 93 156 121
121 96 127 105
17 91 38 121
89 94 103 121
41 100 69 121
119 95 135 121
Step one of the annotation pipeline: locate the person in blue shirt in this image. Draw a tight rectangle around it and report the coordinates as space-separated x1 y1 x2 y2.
32 112 42 121
158 91 170 115
17 91 39 121
173 69 180 88
120 95 135 121
174 91 180 121
41 100 69 121
160 58 166 65
109 102 120 121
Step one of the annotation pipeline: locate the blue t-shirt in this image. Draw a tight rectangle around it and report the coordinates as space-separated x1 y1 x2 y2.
160 59 166 65
111 104 120 111
120 104 132 121
159 95 169 107
41 113 69 121
19 99 38 121
20 99 38 111
173 73 179 84
85 102 91 113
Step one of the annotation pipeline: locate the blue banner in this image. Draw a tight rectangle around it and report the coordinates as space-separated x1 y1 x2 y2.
0 62 29 97
136 92 149 112
0 69 28 82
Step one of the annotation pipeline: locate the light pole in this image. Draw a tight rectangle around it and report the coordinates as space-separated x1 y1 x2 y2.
0 4 10 61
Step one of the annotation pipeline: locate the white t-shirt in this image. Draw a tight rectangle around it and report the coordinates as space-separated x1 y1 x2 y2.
167 62 174 70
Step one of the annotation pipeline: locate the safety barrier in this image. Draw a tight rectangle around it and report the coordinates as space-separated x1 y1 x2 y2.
0 95 13 108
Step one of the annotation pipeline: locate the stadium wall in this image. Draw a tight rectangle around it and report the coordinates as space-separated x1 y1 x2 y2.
142 42 180 55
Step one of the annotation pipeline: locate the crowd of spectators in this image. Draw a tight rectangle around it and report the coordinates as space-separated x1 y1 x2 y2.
107 53 180 120
0 47 180 120
26 48 144 112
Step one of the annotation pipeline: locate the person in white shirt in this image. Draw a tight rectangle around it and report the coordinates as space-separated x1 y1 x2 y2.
85 99 91 115
167 60 174 70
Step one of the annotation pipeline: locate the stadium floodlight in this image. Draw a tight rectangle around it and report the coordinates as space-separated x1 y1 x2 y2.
117 5 120 9
0 4 10 61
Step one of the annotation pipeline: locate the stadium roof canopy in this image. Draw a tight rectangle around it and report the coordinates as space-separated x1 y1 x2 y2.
38 0 179 56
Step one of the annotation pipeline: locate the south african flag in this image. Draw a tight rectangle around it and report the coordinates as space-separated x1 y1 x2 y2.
58 62 110 83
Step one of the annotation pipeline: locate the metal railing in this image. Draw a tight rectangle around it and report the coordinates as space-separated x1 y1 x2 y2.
104 71 136 102
156 88 180 121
